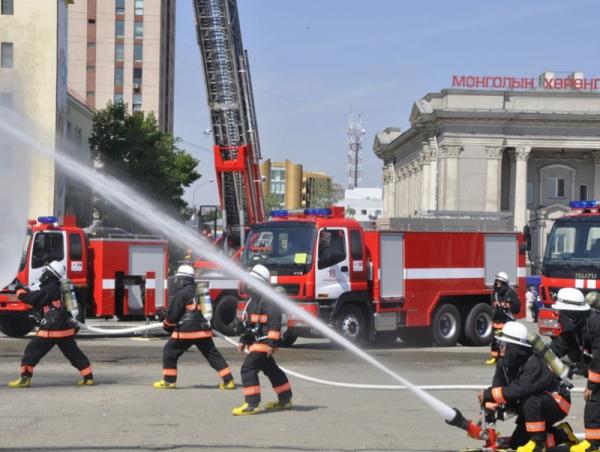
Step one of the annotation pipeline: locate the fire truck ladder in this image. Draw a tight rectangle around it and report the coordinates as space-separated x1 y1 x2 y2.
193 0 265 245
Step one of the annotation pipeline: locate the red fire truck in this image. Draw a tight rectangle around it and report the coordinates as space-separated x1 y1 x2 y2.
537 200 600 336
0 216 168 337
239 207 526 347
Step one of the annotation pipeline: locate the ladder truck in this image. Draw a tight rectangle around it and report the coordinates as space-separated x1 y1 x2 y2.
191 0 266 334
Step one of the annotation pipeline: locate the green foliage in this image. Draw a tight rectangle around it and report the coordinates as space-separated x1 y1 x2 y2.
90 102 199 229
263 192 283 216
346 207 356 218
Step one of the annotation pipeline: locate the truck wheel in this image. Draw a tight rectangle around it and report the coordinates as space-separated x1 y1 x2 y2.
431 304 462 347
464 303 493 346
335 305 366 343
212 295 238 336
280 331 298 347
0 316 35 337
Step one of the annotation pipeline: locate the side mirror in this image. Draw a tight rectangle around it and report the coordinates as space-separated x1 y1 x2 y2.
523 225 532 252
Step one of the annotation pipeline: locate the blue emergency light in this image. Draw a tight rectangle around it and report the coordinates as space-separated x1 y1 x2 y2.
37 216 58 224
270 210 288 217
569 200 598 209
304 208 332 216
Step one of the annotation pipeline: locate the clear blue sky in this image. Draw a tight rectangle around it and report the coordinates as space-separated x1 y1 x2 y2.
176 0 600 207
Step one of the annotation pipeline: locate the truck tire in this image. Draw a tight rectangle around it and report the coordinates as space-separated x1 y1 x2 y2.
463 303 493 346
431 303 462 347
0 316 35 337
335 305 366 343
212 295 239 336
280 331 298 347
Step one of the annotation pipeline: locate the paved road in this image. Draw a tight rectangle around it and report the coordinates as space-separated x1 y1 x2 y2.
0 325 587 451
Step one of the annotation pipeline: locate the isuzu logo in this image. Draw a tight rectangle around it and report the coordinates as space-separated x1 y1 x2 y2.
575 273 598 279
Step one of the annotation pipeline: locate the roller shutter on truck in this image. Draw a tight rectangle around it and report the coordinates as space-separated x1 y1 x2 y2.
379 233 404 298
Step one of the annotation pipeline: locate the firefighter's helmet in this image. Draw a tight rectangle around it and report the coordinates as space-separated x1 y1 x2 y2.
249 264 270 284
553 288 589 311
497 321 531 348
494 271 509 284
175 264 195 279
45 261 66 280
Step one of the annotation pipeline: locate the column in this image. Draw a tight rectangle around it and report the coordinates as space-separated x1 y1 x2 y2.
441 145 462 210
485 146 503 212
420 145 431 213
428 137 438 210
395 166 402 217
593 151 600 200
513 146 531 231
414 161 422 214
403 166 411 217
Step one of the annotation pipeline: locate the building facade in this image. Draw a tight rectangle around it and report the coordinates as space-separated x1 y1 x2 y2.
374 80 600 267
0 0 71 219
302 171 333 208
67 0 175 132
335 187 383 222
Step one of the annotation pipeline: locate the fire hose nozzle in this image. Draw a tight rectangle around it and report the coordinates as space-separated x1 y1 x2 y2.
446 408 469 430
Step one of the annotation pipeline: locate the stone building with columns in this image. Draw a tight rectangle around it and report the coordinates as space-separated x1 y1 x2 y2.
373 87 600 268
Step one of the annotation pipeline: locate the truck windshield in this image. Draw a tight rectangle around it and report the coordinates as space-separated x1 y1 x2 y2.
242 224 316 275
19 229 32 272
30 231 64 269
544 221 600 264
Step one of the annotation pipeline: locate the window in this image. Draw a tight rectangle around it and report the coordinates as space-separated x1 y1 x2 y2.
115 0 125 14
134 44 143 62
87 42 96 48
114 93 124 103
88 18 96 24
134 21 143 38
547 177 566 198
1 0 14 15
69 233 83 261
317 229 346 269
361 209 367 215
580 185 588 201
19 230 32 272
350 230 362 260
115 43 124 62
135 0 144 15
86 65 95 71
115 20 124 38
1 42 14 68
132 93 142 111
86 91 95 98
527 182 534 205
114 67 124 86
133 67 142 85
31 232 64 269
0 92 13 109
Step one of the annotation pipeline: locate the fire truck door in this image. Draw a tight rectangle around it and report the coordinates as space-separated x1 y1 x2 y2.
315 228 350 300
129 246 165 310
28 231 67 286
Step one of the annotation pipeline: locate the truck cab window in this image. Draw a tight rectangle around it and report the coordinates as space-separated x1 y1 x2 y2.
19 229 32 272
31 232 64 269
318 230 346 269
70 233 83 260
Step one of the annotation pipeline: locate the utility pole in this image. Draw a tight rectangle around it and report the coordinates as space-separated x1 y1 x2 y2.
347 115 365 189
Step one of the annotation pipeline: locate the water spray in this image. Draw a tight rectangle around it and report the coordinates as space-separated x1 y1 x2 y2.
0 110 458 424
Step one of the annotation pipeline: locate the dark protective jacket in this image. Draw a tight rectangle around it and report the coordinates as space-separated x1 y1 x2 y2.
491 285 521 325
483 353 562 407
17 274 75 336
550 310 592 376
586 309 600 391
163 278 211 340
238 294 283 351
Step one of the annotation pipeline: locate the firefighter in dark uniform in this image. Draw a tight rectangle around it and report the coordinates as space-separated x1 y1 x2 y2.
487 271 521 365
480 321 571 452
153 265 234 389
232 264 292 416
8 261 94 387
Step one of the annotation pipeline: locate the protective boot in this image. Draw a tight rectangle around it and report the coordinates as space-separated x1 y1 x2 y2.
486 357 497 365
8 376 31 388
153 379 176 389
219 380 235 390
231 403 260 416
516 439 545 452
553 422 578 445
264 399 293 411
571 440 600 451
78 379 95 386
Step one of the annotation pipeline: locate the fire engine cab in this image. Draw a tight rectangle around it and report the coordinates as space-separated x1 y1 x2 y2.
537 200 600 336
239 207 526 347
0 216 168 337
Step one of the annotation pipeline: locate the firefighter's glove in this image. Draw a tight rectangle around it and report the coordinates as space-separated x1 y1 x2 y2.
15 288 28 299
237 342 246 353
239 329 255 345
231 319 245 336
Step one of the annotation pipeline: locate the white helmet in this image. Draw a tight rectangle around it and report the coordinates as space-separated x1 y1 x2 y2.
497 321 531 348
553 287 590 311
495 272 509 284
175 264 195 279
45 260 66 279
249 264 270 284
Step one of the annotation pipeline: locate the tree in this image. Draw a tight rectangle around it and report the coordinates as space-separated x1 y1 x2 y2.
89 102 200 230
263 192 283 216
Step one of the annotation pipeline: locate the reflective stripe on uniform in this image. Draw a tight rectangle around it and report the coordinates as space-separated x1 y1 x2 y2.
185 304 200 311
249 343 274 353
250 314 268 324
546 433 556 448
170 331 213 340
551 393 570 414
586 429 600 440
526 421 546 432
267 330 281 340
163 368 177 377
492 323 505 329
79 366 92 377
243 385 261 396
491 387 507 404
589 370 600 383
37 328 75 338
273 382 291 394
218 367 231 377
20 365 33 374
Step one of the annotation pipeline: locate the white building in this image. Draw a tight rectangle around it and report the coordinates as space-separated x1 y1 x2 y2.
374 75 600 267
336 187 383 222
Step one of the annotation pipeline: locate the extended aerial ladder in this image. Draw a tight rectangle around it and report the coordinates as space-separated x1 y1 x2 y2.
192 0 265 247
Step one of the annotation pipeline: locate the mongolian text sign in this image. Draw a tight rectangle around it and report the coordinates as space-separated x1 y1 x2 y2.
452 75 600 91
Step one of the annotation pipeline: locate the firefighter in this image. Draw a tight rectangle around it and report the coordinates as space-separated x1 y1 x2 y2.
232 264 292 416
487 271 521 365
480 321 571 452
153 264 234 390
8 261 94 387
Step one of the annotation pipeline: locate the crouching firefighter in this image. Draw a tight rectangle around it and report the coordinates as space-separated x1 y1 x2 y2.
232 264 292 416
9 261 94 387
153 265 234 389
488 271 521 365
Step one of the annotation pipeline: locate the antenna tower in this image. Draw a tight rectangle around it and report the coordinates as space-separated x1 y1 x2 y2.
347 115 365 189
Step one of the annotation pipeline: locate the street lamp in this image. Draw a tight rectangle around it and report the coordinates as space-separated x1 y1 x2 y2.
193 178 214 208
